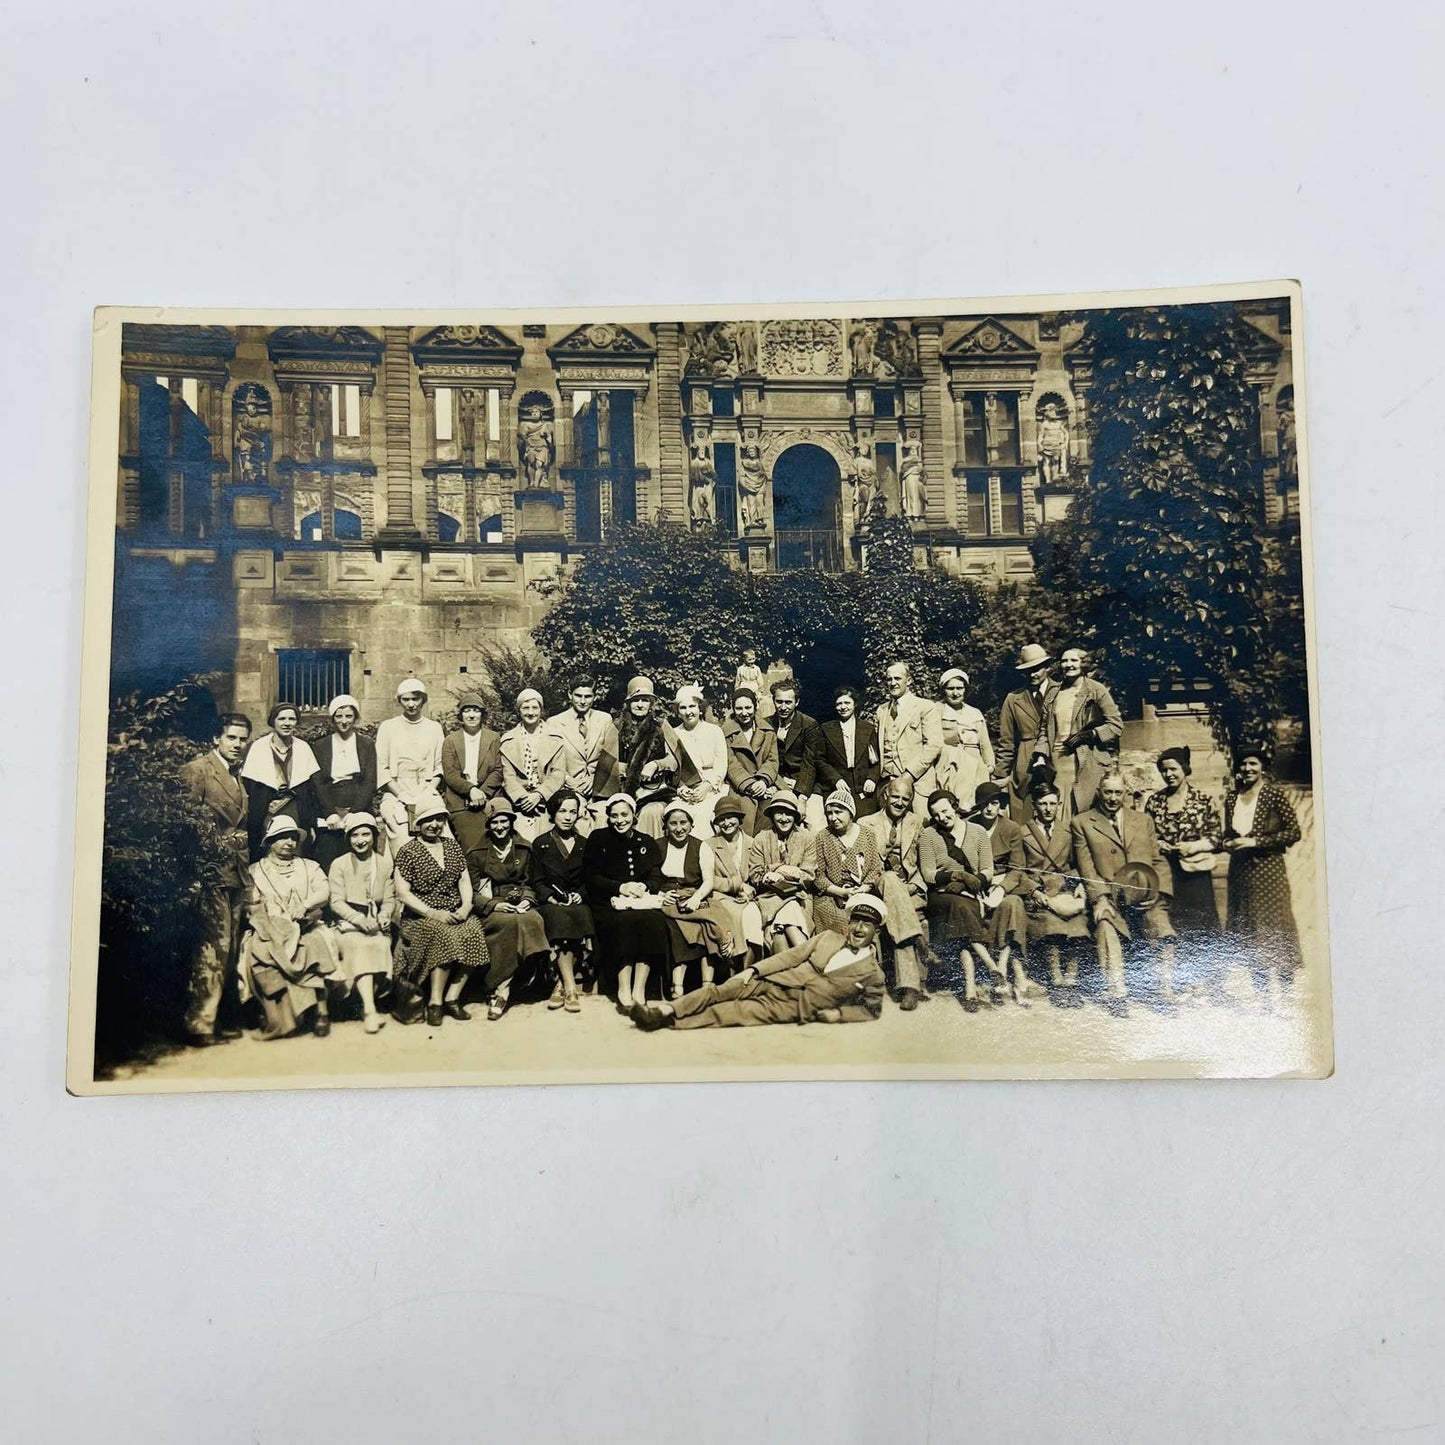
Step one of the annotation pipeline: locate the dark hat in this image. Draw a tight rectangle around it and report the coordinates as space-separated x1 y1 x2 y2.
1157 745 1191 773
713 795 748 821
973 780 1007 810
456 691 487 713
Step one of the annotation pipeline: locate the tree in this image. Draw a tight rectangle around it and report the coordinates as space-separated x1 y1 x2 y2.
1033 303 1296 752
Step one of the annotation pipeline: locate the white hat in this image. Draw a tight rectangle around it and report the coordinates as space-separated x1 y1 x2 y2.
845 892 887 922
263 815 303 843
411 797 448 826
396 676 427 699
328 693 362 717
342 811 379 835
674 683 704 707
938 668 969 690
606 792 639 816
515 687 544 706
661 799 694 824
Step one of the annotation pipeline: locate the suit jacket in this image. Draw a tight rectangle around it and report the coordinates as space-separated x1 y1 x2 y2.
994 684 1052 791
978 816 1030 894
771 710 818 796
1020 817 1076 897
498 724 568 811
311 732 379 822
548 709 621 801
876 692 943 792
441 726 503 815
722 716 779 792
754 929 887 1023
1070 803 1172 906
811 718 882 810
859 809 927 899
180 749 251 889
1039 676 1123 810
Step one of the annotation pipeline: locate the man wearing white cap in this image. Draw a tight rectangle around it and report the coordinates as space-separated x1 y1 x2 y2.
547 675 621 835
498 687 567 843
630 892 888 1030
375 677 445 848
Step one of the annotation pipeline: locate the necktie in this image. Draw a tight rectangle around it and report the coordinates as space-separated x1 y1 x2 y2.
522 737 539 787
886 821 902 873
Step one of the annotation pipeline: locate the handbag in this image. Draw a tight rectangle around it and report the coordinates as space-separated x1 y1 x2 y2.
1178 850 1220 874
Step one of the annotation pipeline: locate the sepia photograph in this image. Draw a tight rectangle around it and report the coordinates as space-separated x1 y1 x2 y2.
69 285 1331 1093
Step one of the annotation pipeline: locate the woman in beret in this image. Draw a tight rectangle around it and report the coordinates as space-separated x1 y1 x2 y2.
810 782 883 936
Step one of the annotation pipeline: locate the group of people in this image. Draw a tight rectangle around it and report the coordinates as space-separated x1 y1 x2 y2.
175 645 1305 1046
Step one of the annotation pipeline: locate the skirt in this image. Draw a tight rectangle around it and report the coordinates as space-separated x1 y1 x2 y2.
334 927 394 985
599 907 704 968
538 901 595 944
927 890 988 947
481 908 551 979
396 914 489 987
241 925 339 1039
448 806 490 856
1168 861 1222 936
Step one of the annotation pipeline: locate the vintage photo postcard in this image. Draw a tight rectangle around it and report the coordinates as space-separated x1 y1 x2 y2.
68 283 1332 1094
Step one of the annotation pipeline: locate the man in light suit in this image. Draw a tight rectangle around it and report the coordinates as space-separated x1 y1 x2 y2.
178 713 253 1046
859 776 933 1010
631 893 889 1029
548 677 620 834
1071 770 1177 1016
499 688 567 843
875 660 943 817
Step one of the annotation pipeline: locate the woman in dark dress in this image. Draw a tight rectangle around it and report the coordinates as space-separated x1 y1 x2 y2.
583 793 704 1012
465 799 551 1019
615 675 677 839
918 789 996 1011
528 788 595 1013
1223 745 1303 1009
311 694 379 873
239 702 320 862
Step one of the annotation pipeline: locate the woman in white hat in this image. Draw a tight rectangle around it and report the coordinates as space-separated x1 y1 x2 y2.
746 788 815 953
375 677 445 850
238 815 339 1039
668 684 728 837
811 782 883 936
936 668 994 812
392 797 490 1028
656 800 734 998
239 701 321 862
311 694 379 873
326 812 398 1034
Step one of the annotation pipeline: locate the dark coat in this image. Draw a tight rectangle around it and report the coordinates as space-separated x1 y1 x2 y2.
441 726 504 815
772 710 819 796
994 684 1051 792
311 732 379 821
528 828 590 905
582 826 664 904
810 718 882 814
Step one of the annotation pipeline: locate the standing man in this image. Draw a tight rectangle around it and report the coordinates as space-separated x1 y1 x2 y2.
1071 770 1177 1017
859 776 933 1010
811 685 881 828
994 643 1056 822
499 687 567 843
548 676 620 833
875 661 943 817
1040 645 1123 822
178 713 253 1047
769 679 817 807
722 688 779 835
375 677 445 850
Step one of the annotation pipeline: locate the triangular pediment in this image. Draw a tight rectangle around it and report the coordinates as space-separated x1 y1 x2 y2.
548 323 655 360
412 324 523 360
268 325 383 361
944 317 1039 361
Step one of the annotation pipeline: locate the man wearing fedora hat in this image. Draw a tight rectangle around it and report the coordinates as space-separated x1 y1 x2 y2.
630 892 888 1030
1071 770 1177 1016
994 643 1057 822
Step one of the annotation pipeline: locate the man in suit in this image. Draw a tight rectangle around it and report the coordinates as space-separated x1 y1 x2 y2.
971 781 1043 1001
768 679 817 804
876 660 943 817
1018 775 1091 1005
499 688 567 843
993 643 1056 822
1039 646 1123 822
721 687 779 835
630 892 889 1029
440 691 504 854
810 685 881 829
859 776 933 1010
548 676 620 834
178 713 253 1047
1071 770 1177 1016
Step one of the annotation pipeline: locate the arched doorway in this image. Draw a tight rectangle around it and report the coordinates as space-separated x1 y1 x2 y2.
771 443 843 571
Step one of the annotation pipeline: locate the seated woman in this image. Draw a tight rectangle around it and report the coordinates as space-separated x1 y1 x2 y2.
1223 743 1304 1010
239 815 339 1039
810 783 883 937
311 694 379 873
919 790 997 1012
1145 745 1224 991
240 702 320 862
747 789 815 953
465 798 551 1020
667 684 729 838
326 811 398 1035
392 797 492 1028
583 792 705 1011
704 795 766 967
528 788 596 1014
656 800 738 999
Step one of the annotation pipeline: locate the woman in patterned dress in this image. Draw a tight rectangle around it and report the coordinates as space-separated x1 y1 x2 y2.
1223 745 1303 1008
392 797 491 1028
1144 745 1224 951
810 783 883 936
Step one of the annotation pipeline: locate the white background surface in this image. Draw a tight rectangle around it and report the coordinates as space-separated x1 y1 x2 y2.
3 3 1442 1440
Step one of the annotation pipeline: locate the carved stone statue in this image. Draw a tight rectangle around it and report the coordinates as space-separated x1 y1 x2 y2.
685 323 736 379
983 391 1005 466
517 403 556 490
292 386 321 461
457 387 480 463
900 436 927 521
737 440 768 532
729 321 758 376
851 438 878 531
232 385 272 484
1035 400 1070 485
850 320 878 377
1277 397 1297 484
688 437 717 527
884 323 919 377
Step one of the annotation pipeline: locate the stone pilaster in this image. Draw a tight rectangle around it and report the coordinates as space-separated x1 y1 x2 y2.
377 325 420 542
915 321 946 527
654 323 687 522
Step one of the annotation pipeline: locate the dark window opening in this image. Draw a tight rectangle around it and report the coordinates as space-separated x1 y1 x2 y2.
277 649 351 713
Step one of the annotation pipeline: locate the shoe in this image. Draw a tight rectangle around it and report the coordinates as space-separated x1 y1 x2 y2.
961 994 981 1014
564 991 581 1013
630 1003 675 1032
183 1032 221 1048
313 1014 331 1038
215 1027 243 1040
445 1001 472 1022
363 1014 386 1035
487 996 507 1021
425 1004 445 1028
547 983 565 1009
897 988 921 1012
